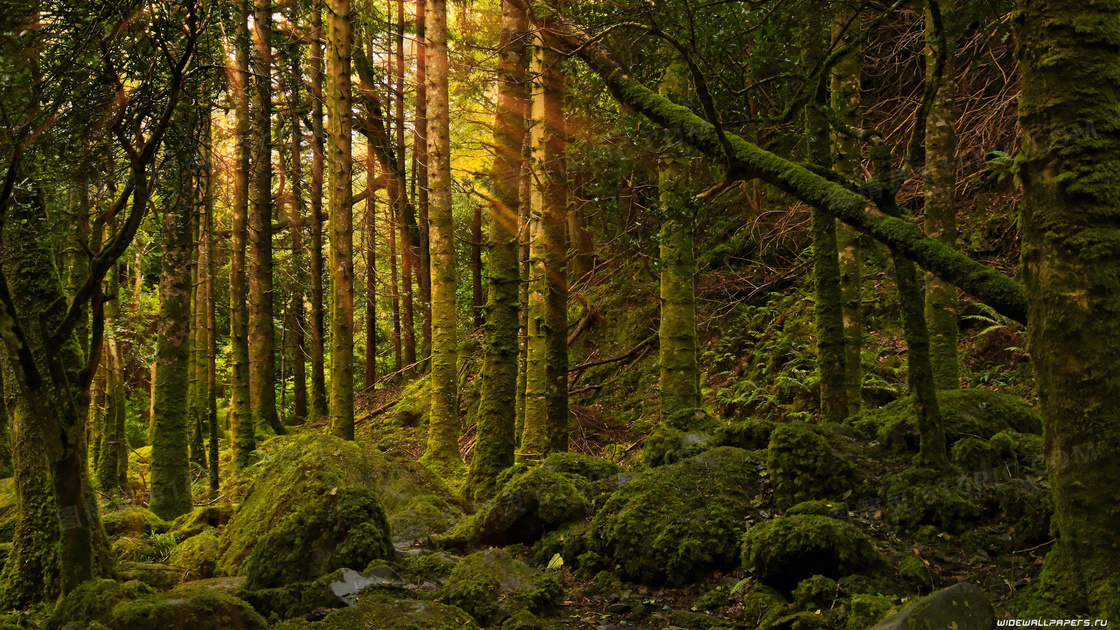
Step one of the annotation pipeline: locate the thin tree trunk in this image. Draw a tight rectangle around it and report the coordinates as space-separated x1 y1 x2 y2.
231 0 257 468
424 0 461 466
415 0 432 366
657 58 700 418
366 144 379 388
390 202 403 375
308 0 330 422
202 130 220 493
471 203 484 329
97 264 123 491
327 0 356 440
521 40 569 457
515 120 531 445
924 0 960 390
467 0 530 501
394 0 417 373
831 8 864 412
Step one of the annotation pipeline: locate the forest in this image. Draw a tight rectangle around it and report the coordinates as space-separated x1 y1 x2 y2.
0 0 1116 627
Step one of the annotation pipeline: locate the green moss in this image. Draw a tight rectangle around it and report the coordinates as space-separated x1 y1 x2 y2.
583 570 622 597
538 452 621 481
881 469 981 533
713 419 777 451
169 528 219 580
112 536 157 563
398 551 459 584
363 447 463 543
897 554 931 589
767 423 855 508
109 585 267 629
167 504 233 541
217 433 393 588
102 507 168 539
786 500 848 519
643 408 722 468
693 587 732 612
274 591 478 630
0 479 16 544
591 447 762 584
439 548 563 626
118 562 184 591
239 569 348 620
742 515 886 595
846 593 893 630
51 578 131 628
792 575 837 611
438 465 591 549
740 584 790 630
855 390 1041 454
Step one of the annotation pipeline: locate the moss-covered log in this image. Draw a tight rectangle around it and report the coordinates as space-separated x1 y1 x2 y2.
467 0 530 502
1018 0 1120 616
529 5 1028 326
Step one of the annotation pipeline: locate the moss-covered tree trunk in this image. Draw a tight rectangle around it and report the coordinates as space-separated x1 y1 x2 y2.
830 8 864 412
522 41 569 458
806 17 848 423
393 0 418 374
97 264 123 491
287 18 309 421
188 197 206 468
923 0 959 390
202 141 220 493
248 0 284 437
657 59 700 418
471 204 484 329
424 0 461 466
308 0 330 422
150 95 202 521
515 123 532 445
230 0 257 467
1017 0 1120 616
327 0 356 440
466 0 530 501
365 146 379 389
415 0 433 365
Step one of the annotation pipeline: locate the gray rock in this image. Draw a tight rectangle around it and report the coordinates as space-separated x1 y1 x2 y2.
871 583 995 630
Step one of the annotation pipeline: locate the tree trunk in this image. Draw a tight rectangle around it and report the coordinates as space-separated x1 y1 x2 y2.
249 0 284 436
521 40 569 458
231 0 257 468
287 14 309 421
202 135 220 493
657 58 700 418
471 203 484 329
1018 0 1120 616
515 121 532 445
394 0 417 373
366 144 379 388
97 264 123 491
830 8 864 412
308 0 330 422
327 0 356 440
390 199 403 375
807 16 848 423
923 0 960 390
424 0 461 466
415 0 433 366
467 0 530 501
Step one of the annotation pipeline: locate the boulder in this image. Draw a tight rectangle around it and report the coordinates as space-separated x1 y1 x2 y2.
643 408 723 467
870 582 995 630
216 433 392 590
169 528 219 580
364 448 462 543
52 579 267 630
118 562 184 591
274 592 478 630
767 423 855 508
439 548 563 627
742 515 886 595
590 447 762 584
102 507 166 539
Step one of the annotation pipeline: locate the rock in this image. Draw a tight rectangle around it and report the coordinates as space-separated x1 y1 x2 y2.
881 469 982 534
856 390 1042 454
119 562 184 591
53 578 267 630
591 447 762 584
847 593 893 630
169 528 219 581
102 507 167 538
330 566 406 604
742 515 886 595
216 433 393 590
767 423 855 508
870 582 995 630
274 592 478 630
439 548 563 626
713 419 777 451
643 408 723 467
606 603 630 614
438 454 617 549
364 448 462 543
167 504 233 541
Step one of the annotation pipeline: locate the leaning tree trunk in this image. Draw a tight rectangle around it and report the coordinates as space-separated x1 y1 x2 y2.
1018 0 1120 617
923 0 960 390
327 0 356 440
657 58 700 418
248 0 285 436
467 0 530 501
230 0 257 468
830 7 864 412
424 0 461 466
521 40 569 458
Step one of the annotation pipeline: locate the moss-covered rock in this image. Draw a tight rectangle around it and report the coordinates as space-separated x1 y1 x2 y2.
740 584 790 630
897 554 931 590
364 448 462 543
167 504 233 541
855 389 1042 453
438 548 563 627
169 528 219 580
274 591 478 630
118 562 184 591
792 575 837 611
847 593 893 630
238 570 350 620
869 582 993 630
0 479 16 544
536 452 621 482
881 469 981 534
52 579 266 630
767 423 855 508
742 515 886 595
438 465 592 549
102 507 167 539
786 500 848 519
217 433 393 590
713 419 777 451
112 536 158 563
643 408 723 468
590 447 762 584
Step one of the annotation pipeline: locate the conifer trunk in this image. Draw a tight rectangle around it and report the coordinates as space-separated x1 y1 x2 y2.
287 19 309 421
467 0 530 500
394 0 417 372
308 0 330 422
366 145 379 388
415 0 433 365
424 0 461 465
326 0 356 440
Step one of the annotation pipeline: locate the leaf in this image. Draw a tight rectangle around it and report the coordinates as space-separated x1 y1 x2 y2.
547 553 564 571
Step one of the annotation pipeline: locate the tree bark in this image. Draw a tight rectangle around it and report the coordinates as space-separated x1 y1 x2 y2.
287 13 309 421
327 0 356 440
394 0 417 374
415 0 433 365
424 0 461 466
308 0 330 422
467 0 530 501
471 203 484 329
365 144 379 388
